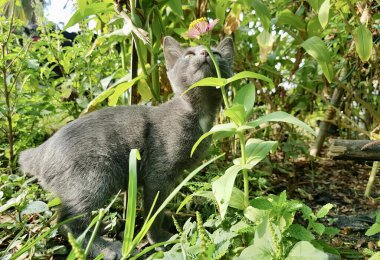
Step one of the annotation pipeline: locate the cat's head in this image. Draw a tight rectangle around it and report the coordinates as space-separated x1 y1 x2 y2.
163 36 234 96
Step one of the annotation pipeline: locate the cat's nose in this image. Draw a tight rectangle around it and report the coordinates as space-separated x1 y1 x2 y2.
200 50 209 57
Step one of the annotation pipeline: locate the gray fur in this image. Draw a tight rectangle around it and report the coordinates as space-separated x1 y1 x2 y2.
19 36 234 259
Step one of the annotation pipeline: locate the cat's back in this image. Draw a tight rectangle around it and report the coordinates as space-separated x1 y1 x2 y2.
19 106 150 177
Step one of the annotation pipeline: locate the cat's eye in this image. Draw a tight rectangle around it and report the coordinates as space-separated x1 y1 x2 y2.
184 51 195 58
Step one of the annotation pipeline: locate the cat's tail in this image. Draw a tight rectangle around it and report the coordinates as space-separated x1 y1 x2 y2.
19 147 40 176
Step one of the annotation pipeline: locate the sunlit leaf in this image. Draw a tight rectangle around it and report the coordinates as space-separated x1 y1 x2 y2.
108 75 145 106
227 71 273 87
301 36 334 82
233 83 256 117
64 2 114 30
354 24 373 62
191 123 237 157
225 104 245 126
212 165 242 219
286 241 332 260
318 0 330 29
257 30 274 63
247 111 316 136
182 77 227 96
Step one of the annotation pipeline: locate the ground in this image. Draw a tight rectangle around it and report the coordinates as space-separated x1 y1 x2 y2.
270 153 380 259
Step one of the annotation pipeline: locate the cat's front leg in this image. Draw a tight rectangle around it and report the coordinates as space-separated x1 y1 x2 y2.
143 174 175 244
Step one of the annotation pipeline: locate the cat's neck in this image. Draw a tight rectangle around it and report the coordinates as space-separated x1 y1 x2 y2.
176 87 222 117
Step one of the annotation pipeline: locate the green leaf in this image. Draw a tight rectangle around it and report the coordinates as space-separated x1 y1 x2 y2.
277 9 305 31
301 36 334 82
247 111 317 136
287 224 315 241
369 252 380 260
225 104 246 126
245 138 278 160
354 24 373 62
191 123 237 157
316 203 333 218
251 197 273 210
122 149 141 255
64 2 114 30
286 241 331 260
108 75 144 106
229 187 245 210
318 0 330 29
167 0 183 18
227 71 273 87
182 77 227 96
47 197 62 207
365 223 380 236
21 201 49 216
310 222 325 235
251 0 271 31
237 217 279 259
307 0 324 12
233 83 256 116
212 165 242 219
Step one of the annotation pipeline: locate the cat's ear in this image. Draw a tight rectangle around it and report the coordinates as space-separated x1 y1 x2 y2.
163 36 183 70
217 37 234 64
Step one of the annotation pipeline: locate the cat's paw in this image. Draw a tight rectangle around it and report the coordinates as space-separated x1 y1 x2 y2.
88 237 122 260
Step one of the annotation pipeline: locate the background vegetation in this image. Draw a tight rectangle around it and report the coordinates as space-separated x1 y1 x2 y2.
0 0 379 259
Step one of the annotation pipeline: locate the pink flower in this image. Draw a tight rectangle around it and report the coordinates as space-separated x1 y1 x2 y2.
183 18 219 39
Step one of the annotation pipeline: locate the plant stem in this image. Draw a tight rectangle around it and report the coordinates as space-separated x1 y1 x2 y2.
84 209 105 256
205 47 229 108
238 132 249 207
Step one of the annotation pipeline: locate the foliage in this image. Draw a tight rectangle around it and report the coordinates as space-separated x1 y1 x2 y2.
0 0 379 259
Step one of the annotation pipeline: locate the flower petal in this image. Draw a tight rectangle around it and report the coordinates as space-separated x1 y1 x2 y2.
207 19 219 31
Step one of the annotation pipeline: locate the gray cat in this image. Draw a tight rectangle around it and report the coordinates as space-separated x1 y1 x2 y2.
19 36 233 259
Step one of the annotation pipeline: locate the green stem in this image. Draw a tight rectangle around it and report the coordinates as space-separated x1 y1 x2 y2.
205 47 229 108
238 132 249 208
84 209 105 256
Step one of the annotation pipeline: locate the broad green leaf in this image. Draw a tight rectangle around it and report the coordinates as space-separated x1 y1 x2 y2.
310 222 326 235
237 217 279 259
307 0 324 12
301 36 333 82
182 77 227 96
354 24 373 62
251 0 271 31
286 241 331 260
277 9 305 31
167 0 183 18
316 203 333 218
233 83 256 116
64 2 114 30
212 165 242 219
21 201 49 216
307 17 323 37
227 71 273 87
234 139 278 169
0 192 27 213
365 223 380 236
245 138 278 159
250 197 273 210
47 197 62 207
318 0 330 29
247 111 316 136
287 224 315 241
229 187 245 210
225 104 245 126
369 252 380 260
191 123 237 156
108 75 144 106
216 0 229 24
122 149 141 255
244 206 270 223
